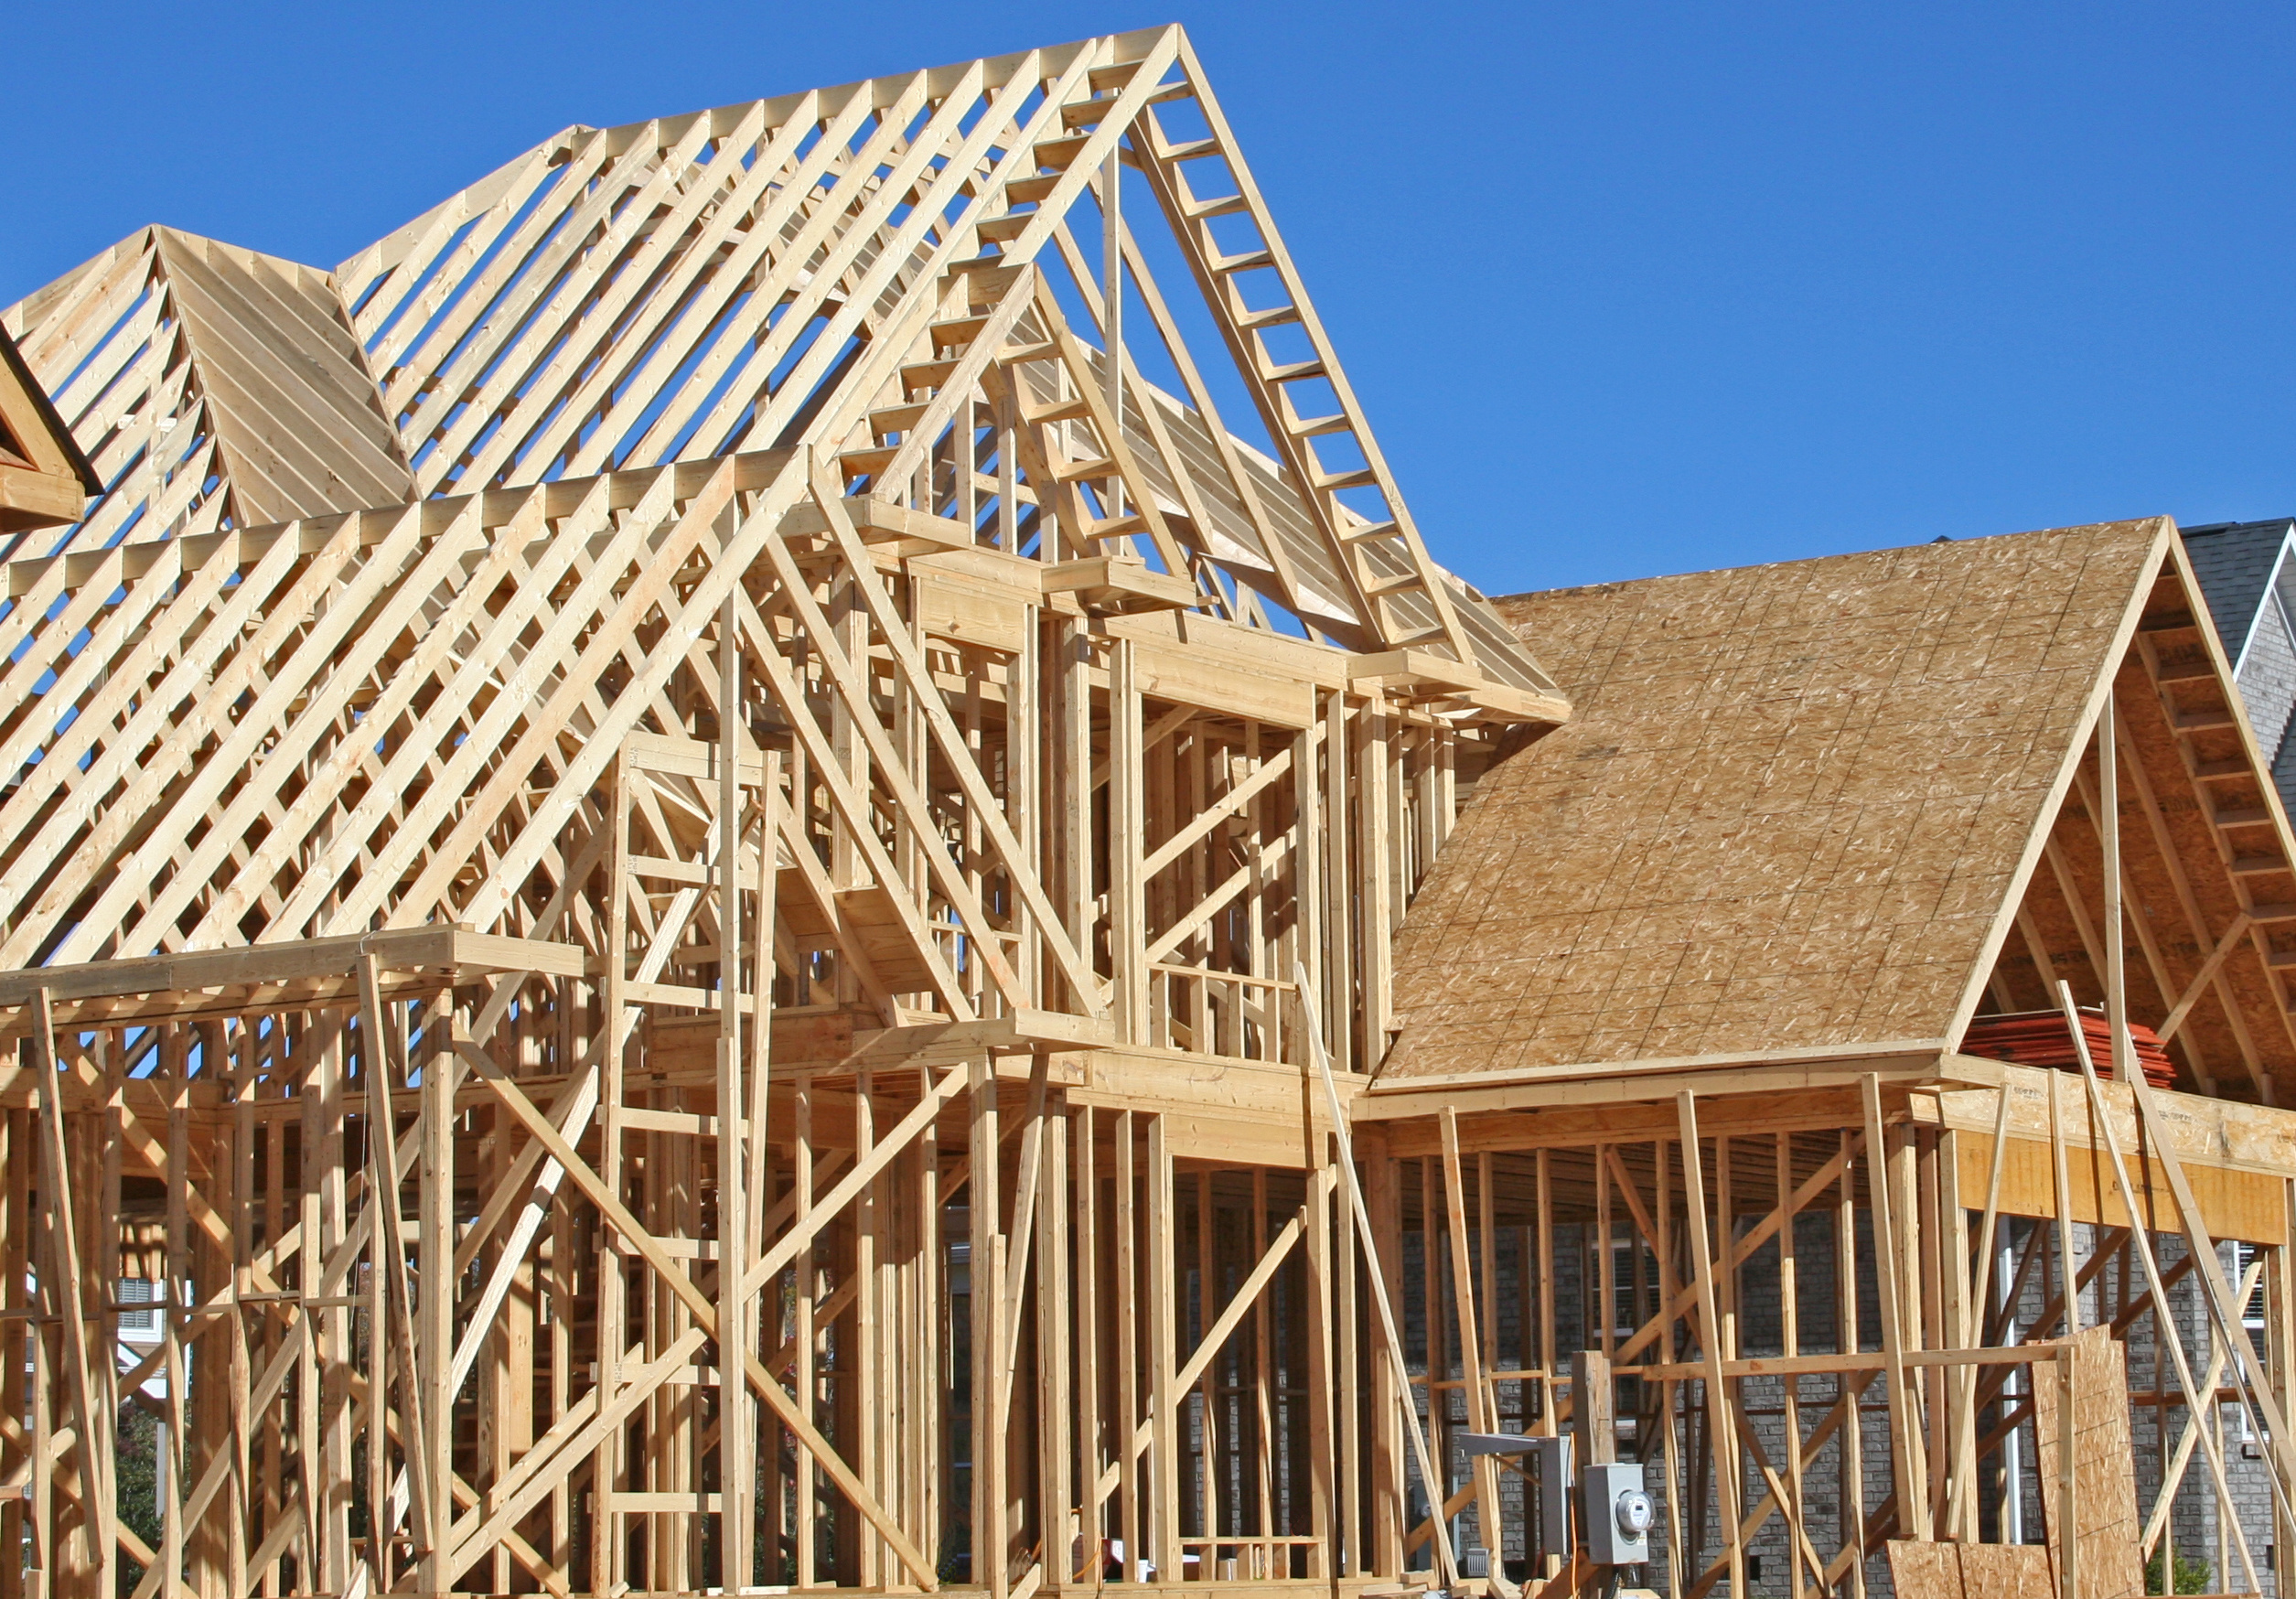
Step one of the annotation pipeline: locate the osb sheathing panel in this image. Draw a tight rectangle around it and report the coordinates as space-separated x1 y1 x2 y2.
2032 1325 2144 1599
1886 1540 1965 1599
1382 520 2170 1081
151 229 415 525
1955 1544 2056 1599
1886 1540 2052 1599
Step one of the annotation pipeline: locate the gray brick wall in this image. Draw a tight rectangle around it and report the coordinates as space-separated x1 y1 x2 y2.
2119 1235 2280 1597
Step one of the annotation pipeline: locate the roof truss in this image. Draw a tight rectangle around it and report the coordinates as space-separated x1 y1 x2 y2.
1971 542 2296 1103
0 27 1567 1011
5 27 1557 697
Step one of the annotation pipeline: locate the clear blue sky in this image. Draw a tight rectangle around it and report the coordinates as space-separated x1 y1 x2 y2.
8 2 2293 594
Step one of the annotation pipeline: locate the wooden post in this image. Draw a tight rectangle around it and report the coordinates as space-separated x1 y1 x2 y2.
1039 1109 1074 1591
972 1053 1007 1598
418 993 455 1594
1934 1130 1974 1543
794 1077 818 1590
1304 1106 1336 1579
716 591 756 1592
1338 1132 1362 1580
1675 1091 1743 1597
1110 641 1146 1045
595 757 633 1599
1357 697 1393 1054
1952 1089 2015 1545
1058 619 1093 1019
1835 1128 1865 1599
1077 1104 1102 1592
1441 1109 1506 1574
1365 1132 1404 1575
1322 693 1353 1073
1148 1116 1181 1583
1014 609 1041 1005
1116 1110 1142 1584
2050 1070 2080 1336
1776 1132 1810 1595
1859 1075 1926 1543
1656 1139 1683 1599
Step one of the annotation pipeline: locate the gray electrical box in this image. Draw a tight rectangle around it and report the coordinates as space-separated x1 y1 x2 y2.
1581 1461 1652 1564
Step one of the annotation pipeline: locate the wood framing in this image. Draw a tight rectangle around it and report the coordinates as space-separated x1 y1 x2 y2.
0 322 99 534
4 24 2295 1599
0 27 1567 1599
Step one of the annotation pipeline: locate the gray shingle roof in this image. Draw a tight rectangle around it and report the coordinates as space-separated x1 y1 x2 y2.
2181 518 2296 663
2183 517 2296 821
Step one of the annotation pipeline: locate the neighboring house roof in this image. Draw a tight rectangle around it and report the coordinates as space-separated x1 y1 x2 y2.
2180 518 2296 821
2182 518 2296 671
1380 518 2296 1104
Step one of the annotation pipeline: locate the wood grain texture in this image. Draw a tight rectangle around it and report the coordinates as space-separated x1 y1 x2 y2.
2033 1326 2146 1599
1888 1540 2055 1599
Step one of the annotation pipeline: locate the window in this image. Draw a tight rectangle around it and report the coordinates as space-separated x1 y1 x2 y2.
117 1278 156 1334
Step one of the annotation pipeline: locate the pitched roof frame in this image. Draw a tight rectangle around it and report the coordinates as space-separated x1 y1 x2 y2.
0 28 1572 997
0 228 413 560
1969 544 2296 1104
5 27 1557 703
1376 517 2296 1108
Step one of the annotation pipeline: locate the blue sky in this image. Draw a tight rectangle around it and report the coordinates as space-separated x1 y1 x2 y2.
8 2 2293 594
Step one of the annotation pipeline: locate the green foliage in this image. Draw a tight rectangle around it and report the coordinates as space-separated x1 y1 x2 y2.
2143 1547 2213 1595
114 1405 163 1599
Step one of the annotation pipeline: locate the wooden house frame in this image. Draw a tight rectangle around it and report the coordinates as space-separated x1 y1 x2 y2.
1370 522 2296 1599
0 26 2291 1599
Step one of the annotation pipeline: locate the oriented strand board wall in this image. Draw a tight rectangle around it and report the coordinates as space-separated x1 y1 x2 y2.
1957 1543 2057 1599
1383 520 2169 1081
2033 1325 2145 1599
1887 1540 2052 1599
